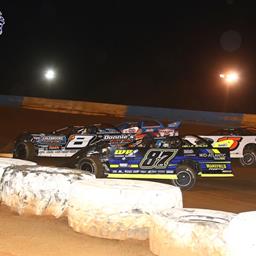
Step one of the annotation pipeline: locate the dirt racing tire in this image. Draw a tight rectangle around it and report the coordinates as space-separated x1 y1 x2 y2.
14 141 36 161
76 156 105 178
171 164 196 191
239 151 256 167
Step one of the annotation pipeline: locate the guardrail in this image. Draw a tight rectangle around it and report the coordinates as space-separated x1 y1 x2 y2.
0 94 254 127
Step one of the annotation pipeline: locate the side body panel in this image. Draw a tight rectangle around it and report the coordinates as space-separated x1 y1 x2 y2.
200 135 256 158
104 147 232 179
18 131 134 158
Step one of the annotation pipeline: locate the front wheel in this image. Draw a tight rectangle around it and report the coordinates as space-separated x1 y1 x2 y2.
239 151 256 167
75 156 105 178
171 164 196 191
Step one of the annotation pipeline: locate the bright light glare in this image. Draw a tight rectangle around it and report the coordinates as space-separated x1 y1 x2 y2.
226 72 239 83
219 72 239 84
44 69 56 80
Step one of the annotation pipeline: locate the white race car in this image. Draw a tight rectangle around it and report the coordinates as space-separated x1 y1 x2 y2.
194 127 256 167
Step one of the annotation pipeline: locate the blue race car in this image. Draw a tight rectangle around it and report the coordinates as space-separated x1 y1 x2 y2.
117 120 181 137
71 134 232 190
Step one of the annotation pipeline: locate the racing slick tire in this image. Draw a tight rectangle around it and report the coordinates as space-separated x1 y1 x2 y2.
76 156 105 178
13 141 36 161
171 164 196 191
239 151 256 167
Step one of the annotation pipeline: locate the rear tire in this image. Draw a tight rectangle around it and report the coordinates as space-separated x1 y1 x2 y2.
239 151 256 167
76 156 105 178
171 164 196 191
14 141 35 160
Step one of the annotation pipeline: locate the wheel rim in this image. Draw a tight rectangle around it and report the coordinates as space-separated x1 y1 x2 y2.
242 153 255 165
16 144 27 159
176 170 192 187
80 161 95 174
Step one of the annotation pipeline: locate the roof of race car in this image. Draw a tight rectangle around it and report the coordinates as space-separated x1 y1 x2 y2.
52 123 121 135
118 134 211 149
117 119 163 127
117 120 181 129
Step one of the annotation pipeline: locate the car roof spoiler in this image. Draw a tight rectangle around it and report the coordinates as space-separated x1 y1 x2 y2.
168 121 181 129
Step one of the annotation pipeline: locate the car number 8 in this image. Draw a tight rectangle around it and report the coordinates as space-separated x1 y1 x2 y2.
66 135 94 148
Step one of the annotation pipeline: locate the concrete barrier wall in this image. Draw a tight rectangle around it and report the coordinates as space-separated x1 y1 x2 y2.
0 94 255 126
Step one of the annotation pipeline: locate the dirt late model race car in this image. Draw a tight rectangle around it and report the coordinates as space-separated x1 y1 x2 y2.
196 127 256 167
13 121 180 161
13 124 135 160
70 135 233 190
117 120 181 137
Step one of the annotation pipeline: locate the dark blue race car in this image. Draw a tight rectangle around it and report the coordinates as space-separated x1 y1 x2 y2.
117 120 181 137
71 135 233 190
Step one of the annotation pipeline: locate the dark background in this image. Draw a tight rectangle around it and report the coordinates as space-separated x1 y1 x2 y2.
0 0 256 113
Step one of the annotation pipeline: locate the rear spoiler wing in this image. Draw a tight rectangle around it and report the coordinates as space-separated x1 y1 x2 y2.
167 121 181 129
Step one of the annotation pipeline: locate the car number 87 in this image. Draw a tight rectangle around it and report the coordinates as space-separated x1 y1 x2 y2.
139 149 178 169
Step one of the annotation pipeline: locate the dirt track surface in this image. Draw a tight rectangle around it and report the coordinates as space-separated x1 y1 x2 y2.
0 106 256 256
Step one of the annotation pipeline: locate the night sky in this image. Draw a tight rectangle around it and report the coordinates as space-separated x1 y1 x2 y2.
1 1 256 113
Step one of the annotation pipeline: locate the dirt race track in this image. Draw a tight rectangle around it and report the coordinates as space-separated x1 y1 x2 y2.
0 106 256 256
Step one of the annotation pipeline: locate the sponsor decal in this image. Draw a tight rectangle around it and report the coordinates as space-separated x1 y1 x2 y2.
144 128 154 132
206 164 227 170
124 170 133 174
103 134 133 140
199 153 211 158
115 149 134 155
38 148 78 157
214 137 242 151
199 149 227 160
184 149 194 154
122 127 139 134
109 168 175 175
114 149 137 157
213 153 226 160
104 134 134 145
40 135 65 142
48 146 61 149
158 128 174 136
37 135 66 145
